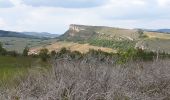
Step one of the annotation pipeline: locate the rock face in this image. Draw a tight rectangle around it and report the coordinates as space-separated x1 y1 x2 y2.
69 24 85 36
59 24 139 41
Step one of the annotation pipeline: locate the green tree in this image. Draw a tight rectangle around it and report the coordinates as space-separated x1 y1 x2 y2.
0 42 2 49
8 51 18 57
39 48 49 62
50 50 56 57
23 46 29 56
0 42 7 55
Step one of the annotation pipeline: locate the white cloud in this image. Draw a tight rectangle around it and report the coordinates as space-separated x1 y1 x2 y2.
9 0 25 7
0 18 7 27
0 0 169 34
107 0 147 8
157 0 170 7
19 0 106 8
0 0 13 8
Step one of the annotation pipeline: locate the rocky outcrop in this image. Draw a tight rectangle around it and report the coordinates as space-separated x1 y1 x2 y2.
69 24 85 32
68 24 85 36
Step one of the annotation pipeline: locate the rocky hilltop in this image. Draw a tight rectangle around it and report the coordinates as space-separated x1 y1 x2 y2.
69 24 85 32
57 24 170 54
59 24 139 41
68 24 86 36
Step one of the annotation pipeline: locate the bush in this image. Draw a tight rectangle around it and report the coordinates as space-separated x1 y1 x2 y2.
39 48 49 62
0 42 7 55
50 50 57 57
22 46 29 56
0 48 7 56
69 51 83 60
56 47 71 59
137 29 144 37
2 58 170 99
7 51 19 57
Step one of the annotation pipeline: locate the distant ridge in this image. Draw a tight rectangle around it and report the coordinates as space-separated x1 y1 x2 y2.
22 32 59 38
156 29 170 33
143 29 170 34
0 30 38 39
0 30 58 39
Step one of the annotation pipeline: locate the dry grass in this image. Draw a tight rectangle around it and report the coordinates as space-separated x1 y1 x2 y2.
29 41 115 55
144 32 170 39
98 28 139 40
1 58 170 100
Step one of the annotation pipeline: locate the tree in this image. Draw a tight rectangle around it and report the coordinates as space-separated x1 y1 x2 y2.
0 42 7 56
0 42 2 49
23 46 29 56
50 50 56 57
137 29 144 37
0 42 3 52
8 51 18 57
39 48 49 62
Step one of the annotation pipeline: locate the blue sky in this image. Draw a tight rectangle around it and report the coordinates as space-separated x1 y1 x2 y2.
0 0 170 34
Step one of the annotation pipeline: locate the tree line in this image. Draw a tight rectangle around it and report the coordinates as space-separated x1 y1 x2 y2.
1 41 170 63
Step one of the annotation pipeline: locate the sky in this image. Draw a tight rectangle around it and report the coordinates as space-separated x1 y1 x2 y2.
0 0 170 34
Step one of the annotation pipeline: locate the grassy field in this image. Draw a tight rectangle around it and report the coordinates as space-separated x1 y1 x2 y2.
136 38 170 54
0 56 50 86
29 41 116 54
144 31 170 39
0 56 33 83
0 37 58 53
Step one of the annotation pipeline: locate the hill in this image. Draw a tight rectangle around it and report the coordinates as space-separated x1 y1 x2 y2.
0 37 58 53
144 31 170 39
58 24 170 53
156 29 170 33
1 25 170 54
0 30 58 39
59 24 139 41
0 30 38 38
143 29 170 34
59 24 170 41
22 32 59 38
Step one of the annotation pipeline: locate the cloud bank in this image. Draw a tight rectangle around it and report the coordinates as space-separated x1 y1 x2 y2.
0 0 169 34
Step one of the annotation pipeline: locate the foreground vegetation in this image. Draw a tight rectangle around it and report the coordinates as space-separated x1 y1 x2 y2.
1 41 170 100
0 56 34 84
1 55 170 100
0 43 51 85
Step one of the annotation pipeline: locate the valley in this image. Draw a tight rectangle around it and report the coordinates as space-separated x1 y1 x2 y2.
0 37 58 53
1 24 170 54
1 24 170 100
1 0 170 99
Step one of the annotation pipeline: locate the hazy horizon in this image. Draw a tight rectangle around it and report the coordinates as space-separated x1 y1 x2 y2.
0 0 170 34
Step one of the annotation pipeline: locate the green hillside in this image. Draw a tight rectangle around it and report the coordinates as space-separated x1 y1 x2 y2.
59 24 140 42
0 37 58 53
136 38 170 54
58 24 170 53
0 30 38 39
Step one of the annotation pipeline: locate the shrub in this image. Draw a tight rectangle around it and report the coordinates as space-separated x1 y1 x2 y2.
69 51 83 60
56 47 71 59
22 46 29 56
7 51 19 57
137 29 144 37
0 42 7 56
1 58 170 99
50 50 57 57
39 48 49 62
